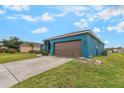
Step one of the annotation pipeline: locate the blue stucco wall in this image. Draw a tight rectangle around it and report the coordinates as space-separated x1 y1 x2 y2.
44 33 104 58
87 35 104 57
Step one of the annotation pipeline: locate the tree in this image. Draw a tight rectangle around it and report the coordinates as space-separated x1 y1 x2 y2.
0 43 2 49
1 36 22 51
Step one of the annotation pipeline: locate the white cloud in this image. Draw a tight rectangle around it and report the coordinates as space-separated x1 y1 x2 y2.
31 27 49 34
93 27 101 33
41 12 54 21
88 16 95 22
7 11 64 22
116 21 124 32
49 6 89 18
6 16 18 20
6 12 55 22
74 19 88 29
63 6 87 16
6 15 39 22
65 6 89 16
107 26 114 32
52 12 67 17
0 9 6 14
4 6 100 23
107 21 124 33
3 5 30 12
87 6 124 22
104 40 110 44
57 6 103 22
19 15 39 22
98 6 124 21
99 8 114 20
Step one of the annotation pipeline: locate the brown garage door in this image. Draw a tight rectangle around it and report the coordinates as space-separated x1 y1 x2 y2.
55 40 81 58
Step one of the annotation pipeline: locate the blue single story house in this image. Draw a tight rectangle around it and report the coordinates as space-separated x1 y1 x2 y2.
44 30 104 58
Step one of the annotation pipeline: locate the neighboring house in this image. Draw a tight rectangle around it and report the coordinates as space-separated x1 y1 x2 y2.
109 48 124 53
118 48 124 53
112 48 118 53
44 30 104 58
20 41 43 53
106 47 124 53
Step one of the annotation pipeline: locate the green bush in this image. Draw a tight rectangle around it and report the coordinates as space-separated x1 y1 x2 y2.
41 51 49 56
102 50 108 56
0 49 6 53
7 48 17 53
29 50 41 54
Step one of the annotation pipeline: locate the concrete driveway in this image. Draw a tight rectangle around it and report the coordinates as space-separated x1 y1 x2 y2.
0 56 72 88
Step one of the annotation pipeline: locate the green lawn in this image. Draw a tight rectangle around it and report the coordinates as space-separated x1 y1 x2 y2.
0 53 37 64
13 53 124 88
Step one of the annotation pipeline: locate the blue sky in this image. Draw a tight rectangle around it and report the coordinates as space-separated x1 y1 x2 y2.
0 5 124 48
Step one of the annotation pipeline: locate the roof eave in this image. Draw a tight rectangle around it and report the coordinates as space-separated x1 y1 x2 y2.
43 30 89 41
43 30 104 45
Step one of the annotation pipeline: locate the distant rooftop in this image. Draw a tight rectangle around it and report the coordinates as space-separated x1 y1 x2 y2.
22 41 42 45
44 30 104 44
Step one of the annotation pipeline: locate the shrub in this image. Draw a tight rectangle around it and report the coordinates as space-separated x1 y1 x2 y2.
102 50 108 56
0 49 3 53
29 50 41 54
7 48 17 53
41 51 49 56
